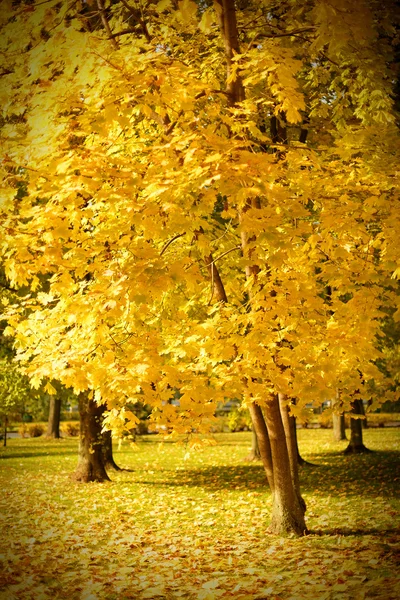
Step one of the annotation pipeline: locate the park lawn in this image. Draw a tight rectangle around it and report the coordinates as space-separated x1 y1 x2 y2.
0 430 399 600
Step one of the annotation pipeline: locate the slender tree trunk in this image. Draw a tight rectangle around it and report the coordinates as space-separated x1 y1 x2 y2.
333 413 347 441
3 416 7 447
101 428 122 471
248 403 274 491
333 389 347 441
344 399 370 454
245 427 261 461
46 396 61 438
73 393 110 482
294 420 305 465
287 397 309 466
278 394 306 513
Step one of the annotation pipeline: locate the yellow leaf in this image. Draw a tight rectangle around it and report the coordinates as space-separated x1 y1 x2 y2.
156 0 171 11
177 0 197 24
199 9 214 33
44 381 57 395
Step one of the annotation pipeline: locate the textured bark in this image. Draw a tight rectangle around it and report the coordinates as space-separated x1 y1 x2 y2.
344 400 370 454
333 413 347 441
213 0 245 105
73 394 110 482
278 394 306 513
248 403 274 492
245 428 261 461
46 396 61 438
101 428 122 471
263 394 307 535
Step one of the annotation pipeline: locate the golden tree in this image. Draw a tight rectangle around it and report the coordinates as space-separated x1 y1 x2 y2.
1 0 399 534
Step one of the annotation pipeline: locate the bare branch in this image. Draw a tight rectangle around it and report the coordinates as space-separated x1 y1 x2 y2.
160 232 186 256
96 0 119 50
119 0 151 42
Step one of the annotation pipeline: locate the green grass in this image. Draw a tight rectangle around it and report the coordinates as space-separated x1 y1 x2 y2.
0 429 399 600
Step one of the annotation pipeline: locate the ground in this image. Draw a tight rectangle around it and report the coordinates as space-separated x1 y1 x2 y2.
0 429 399 600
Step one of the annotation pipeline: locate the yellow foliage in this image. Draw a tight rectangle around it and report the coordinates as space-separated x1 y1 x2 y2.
0 0 399 433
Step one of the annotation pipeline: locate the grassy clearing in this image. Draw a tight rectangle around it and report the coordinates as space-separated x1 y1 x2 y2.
0 429 399 600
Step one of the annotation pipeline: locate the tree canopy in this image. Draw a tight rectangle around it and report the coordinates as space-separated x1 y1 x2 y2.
1 0 399 439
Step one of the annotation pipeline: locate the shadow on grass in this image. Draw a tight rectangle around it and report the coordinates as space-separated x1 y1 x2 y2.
309 526 400 537
0 450 77 461
125 452 400 497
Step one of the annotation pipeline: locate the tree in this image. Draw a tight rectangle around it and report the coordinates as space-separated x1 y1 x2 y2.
332 413 347 442
344 399 370 454
74 392 110 483
245 428 261 461
1 0 399 534
46 394 62 438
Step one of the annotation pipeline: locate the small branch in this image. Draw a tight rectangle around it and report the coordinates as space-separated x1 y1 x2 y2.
160 232 186 256
205 245 241 266
119 0 151 42
96 0 119 50
108 27 138 39
208 264 215 305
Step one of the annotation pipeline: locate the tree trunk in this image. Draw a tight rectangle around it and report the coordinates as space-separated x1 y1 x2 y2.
46 396 61 438
101 428 122 471
3 416 7 447
73 394 110 482
333 413 347 441
263 394 307 535
248 403 274 491
278 394 306 513
245 427 261 461
286 398 309 466
344 399 370 454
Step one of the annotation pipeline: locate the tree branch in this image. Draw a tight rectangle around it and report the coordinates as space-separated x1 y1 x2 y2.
119 0 151 42
96 0 119 50
160 232 186 256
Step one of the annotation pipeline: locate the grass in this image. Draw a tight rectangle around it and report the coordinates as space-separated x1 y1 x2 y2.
0 429 399 600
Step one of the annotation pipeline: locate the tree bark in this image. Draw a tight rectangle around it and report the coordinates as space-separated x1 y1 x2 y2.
278 394 306 512
263 394 307 535
46 396 61 438
344 399 370 454
101 428 122 471
73 393 110 482
333 413 347 441
245 427 261 461
213 0 245 105
248 403 274 492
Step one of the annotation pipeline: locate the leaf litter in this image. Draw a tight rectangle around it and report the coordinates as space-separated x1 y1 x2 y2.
0 429 399 599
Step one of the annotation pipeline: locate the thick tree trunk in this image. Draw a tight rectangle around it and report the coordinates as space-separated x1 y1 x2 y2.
333 413 347 441
344 399 370 454
245 427 261 461
101 428 122 471
46 396 61 438
73 394 110 482
263 394 307 535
